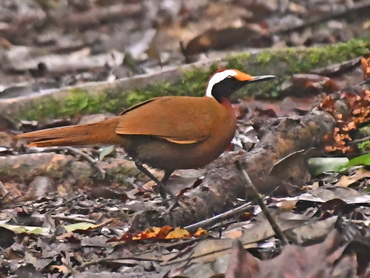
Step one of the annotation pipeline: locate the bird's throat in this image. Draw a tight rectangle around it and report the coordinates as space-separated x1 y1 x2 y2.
220 98 233 110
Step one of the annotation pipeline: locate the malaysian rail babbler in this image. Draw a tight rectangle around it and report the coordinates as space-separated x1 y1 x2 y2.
17 69 275 203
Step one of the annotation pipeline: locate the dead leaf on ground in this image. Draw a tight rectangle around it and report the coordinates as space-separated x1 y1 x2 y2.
225 229 367 278
335 167 370 187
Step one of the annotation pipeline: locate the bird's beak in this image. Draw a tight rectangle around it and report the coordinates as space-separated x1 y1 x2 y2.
249 75 276 83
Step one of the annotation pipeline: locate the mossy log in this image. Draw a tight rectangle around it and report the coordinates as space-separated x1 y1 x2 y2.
1 38 370 122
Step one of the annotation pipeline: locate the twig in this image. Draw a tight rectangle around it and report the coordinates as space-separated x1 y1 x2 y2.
41 146 106 179
51 215 96 224
46 194 83 215
235 161 289 245
76 256 163 271
0 181 9 197
0 181 13 203
184 201 251 233
348 135 370 145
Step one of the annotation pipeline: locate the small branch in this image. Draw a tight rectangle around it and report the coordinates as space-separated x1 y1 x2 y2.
184 201 251 233
46 194 83 215
348 135 370 145
41 146 106 179
235 161 289 245
76 256 163 271
0 181 13 204
51 215 96 224
0 181 8 197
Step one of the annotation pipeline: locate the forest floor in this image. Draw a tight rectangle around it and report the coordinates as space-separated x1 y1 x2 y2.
1 1 370 277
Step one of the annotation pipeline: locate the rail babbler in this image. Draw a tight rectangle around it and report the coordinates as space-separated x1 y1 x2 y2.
17 69 274 200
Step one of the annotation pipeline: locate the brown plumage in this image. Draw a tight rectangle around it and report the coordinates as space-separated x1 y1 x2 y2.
17 69 274 196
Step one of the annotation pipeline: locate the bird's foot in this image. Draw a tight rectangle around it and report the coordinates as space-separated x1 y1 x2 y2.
160 194 180 227
156 182 182 228
134 161 179 225
157 181 180 211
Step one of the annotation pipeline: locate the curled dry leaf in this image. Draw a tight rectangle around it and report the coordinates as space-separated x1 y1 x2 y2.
108 226 206 242
320 90 370 153
166 227 191 239
335 167 370 187
361 55 370 79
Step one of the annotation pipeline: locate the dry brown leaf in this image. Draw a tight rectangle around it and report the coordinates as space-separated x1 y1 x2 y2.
361 56 370 79
301 181 320 191
50 265 70 274
320 89 370 153
166 227 191 239
278 200 298 211
225 230 353 278
335 168 370 187
194 228 208 237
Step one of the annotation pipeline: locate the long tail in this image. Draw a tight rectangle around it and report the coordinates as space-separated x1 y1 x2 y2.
17 117 123 147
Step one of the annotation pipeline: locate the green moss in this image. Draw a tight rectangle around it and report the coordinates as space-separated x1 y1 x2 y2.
19 66 215 120
228 53 251 69
358 140 370 153
356 125 370 153
255 51 272 64
62 88 89 114
17 38 370 121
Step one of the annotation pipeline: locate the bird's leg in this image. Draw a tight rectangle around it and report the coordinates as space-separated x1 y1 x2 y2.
160 170 174 198
135 162 179 227
161 170 173 184
134 161 176 207
161 170 181 210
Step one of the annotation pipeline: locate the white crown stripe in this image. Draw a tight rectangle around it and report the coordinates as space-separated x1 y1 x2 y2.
205 70 238 98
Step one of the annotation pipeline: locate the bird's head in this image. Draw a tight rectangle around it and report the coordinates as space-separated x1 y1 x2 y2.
206 69 275 102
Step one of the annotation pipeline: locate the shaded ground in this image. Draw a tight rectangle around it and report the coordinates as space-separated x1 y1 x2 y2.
1 0 370 97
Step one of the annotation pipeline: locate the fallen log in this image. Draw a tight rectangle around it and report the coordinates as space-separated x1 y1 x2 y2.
1 39 369 121
130 107 337 230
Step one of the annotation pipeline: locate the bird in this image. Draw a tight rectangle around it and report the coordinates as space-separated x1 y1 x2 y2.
17 69 274 203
